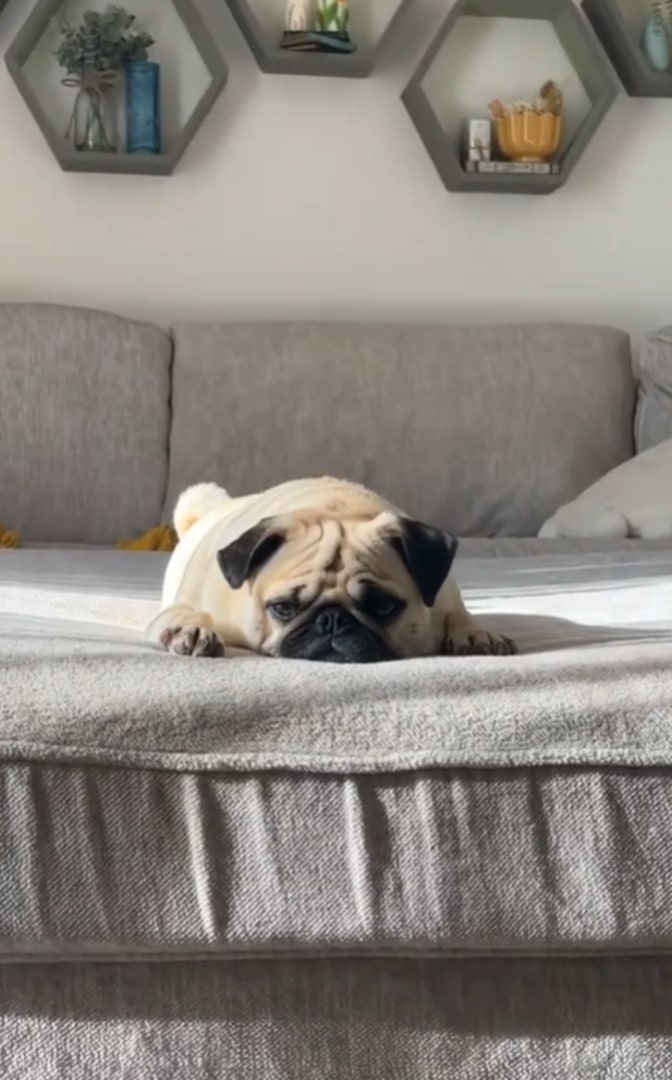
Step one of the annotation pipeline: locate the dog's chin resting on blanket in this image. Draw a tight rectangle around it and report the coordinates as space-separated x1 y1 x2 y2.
147 478 516 663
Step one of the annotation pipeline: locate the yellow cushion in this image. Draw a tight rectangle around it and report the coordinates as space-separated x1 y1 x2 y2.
0 522 176 551
116 524 177 552
0 523 20 548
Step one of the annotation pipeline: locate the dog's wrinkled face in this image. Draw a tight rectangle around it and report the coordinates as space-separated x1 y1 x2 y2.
216 511 458 663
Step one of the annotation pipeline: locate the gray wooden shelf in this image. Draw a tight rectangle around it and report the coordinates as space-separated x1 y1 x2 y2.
226 0 408 77
402 0 619 195
5 0 229 176
583 0 672 97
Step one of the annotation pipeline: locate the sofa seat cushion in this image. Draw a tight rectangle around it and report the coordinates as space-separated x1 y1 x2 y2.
1 543 672 960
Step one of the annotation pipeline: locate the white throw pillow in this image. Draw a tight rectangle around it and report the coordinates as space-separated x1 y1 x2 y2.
538 439 672 539
635 326 672 453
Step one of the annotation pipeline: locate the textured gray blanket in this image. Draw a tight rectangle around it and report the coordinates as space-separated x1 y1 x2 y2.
1 544 672 773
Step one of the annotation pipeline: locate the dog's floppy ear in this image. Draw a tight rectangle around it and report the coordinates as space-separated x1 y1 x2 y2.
217 518 286 590
391 518 459 608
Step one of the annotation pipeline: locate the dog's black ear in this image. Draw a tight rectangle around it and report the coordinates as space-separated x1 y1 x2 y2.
391 519 459 608
217 518 286 590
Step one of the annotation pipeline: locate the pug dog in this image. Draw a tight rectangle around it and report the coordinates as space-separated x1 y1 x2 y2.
147 477 516 663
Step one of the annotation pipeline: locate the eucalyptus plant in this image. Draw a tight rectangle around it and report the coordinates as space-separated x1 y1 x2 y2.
56 5 154 76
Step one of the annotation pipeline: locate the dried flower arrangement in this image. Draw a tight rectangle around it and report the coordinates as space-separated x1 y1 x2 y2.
488 80 564 121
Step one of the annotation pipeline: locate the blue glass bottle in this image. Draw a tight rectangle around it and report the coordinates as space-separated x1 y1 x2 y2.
125 61 161 155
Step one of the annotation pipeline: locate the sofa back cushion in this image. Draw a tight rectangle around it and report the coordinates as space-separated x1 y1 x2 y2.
0 304 171 543
166 320 635 536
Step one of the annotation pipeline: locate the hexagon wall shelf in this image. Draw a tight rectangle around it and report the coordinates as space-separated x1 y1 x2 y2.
402 0 619 195
5 0 229 175
226 0 409 76
583 0 672 97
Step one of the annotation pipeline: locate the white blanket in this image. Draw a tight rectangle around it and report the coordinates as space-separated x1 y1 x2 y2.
2 543 672 650
1 542 672 773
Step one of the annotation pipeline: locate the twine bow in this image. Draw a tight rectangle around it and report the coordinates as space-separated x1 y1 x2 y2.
61 69 119 92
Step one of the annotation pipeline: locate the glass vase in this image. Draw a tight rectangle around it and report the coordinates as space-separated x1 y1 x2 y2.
642 12 671 70
125 61 161 155
68 85 118 153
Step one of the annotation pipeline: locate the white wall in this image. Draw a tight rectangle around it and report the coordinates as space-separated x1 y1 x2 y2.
0 0 668 340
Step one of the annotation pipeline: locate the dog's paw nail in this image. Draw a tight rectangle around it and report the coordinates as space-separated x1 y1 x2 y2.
176 629 216 656
175 628 198 655
498 635 518 656
445 629 517 657
192 629 226 658
162 626 225 658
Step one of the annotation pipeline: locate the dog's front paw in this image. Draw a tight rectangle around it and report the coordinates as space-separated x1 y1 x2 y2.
445 623 517 657
159 624 226 658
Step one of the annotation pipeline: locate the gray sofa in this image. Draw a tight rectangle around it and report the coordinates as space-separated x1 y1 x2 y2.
2 304 672 1079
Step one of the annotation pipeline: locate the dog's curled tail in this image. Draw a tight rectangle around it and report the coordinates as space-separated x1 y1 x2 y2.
173 482 231 540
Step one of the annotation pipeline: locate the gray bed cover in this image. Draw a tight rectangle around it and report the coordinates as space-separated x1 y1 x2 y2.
0 541 671 960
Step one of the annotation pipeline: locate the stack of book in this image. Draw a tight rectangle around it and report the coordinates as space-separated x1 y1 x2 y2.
280 30 355 51
463 160 560 175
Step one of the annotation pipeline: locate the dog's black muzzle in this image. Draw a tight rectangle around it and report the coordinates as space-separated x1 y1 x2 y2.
278 604 397 663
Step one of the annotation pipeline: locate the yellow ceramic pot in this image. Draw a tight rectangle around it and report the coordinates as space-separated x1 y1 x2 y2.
494 111 562 163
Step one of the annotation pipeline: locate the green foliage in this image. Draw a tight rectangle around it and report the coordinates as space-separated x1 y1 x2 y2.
56 5 155 75
316 0 348 32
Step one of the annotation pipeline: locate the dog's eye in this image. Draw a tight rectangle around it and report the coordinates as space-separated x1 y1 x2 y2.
268 600 299 622
372 597 397 618
363 590 405 622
